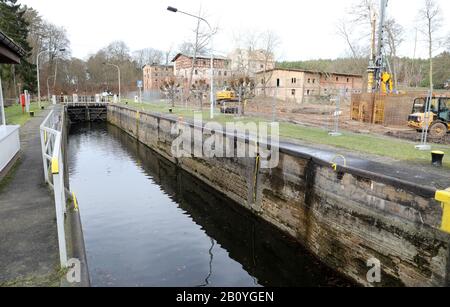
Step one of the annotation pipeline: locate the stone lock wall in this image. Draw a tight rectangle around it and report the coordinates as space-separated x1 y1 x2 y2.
107 104 450 287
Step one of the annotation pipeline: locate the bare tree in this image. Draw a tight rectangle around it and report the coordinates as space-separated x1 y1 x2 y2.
190 80 210 111
164 45 174 66
445 34 450 51
230 76 255 116
349 0 377 28
259 30 279 97
181 7 218 98
104 41 130 62
336 0 377 61
133 48 164 67
160 78 181 108
418 0 443 91
385 18 404 89
336 19 360 59
23 6 45 63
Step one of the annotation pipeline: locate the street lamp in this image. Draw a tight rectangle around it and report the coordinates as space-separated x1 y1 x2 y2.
103 62 121 103
36 48 66 108
167 6 215 119
47 76 55 104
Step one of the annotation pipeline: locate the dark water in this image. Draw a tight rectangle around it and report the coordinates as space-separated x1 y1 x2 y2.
68 123 352 287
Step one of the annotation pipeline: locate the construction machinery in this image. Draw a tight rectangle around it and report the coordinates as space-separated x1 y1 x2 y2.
408 96 450 138
367 0 395 95
216 87 240 114
216 87 237 104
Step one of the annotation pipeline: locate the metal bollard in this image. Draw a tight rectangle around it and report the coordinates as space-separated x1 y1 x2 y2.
432 151 445 168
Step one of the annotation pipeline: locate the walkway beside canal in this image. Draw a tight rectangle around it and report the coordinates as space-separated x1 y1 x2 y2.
0 108 61 286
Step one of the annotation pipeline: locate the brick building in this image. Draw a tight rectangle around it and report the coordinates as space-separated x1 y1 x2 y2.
143 64 174 91
228 49 275 77
172 53 231 88
255 68 363 103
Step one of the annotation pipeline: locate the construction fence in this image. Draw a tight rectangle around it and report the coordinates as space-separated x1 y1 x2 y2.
351 93 417 127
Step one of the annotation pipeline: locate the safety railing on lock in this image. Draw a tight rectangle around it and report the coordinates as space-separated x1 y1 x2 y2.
40 107 68 268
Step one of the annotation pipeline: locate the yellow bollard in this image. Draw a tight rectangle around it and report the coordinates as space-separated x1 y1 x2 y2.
51 158 59 174
436 188 450 234
72 192 79 212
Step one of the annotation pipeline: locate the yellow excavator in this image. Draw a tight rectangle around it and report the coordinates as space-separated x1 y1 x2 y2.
216 88 237 104
408 96 450 138
216 87 240 114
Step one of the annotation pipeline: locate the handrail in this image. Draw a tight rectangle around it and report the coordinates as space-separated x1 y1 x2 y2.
40 107 68 268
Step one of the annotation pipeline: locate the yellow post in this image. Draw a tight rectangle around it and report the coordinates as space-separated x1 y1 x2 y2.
51 158 59 174
436 188 450 234
367 70 374 93
72 192 79 212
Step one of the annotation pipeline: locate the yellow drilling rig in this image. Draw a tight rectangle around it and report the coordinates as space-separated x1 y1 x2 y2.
367 0 394 95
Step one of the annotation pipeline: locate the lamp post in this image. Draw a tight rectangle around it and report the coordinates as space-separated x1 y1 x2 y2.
167 6 215 119
47 76 55 104
36 48 66 108
103 63 121 103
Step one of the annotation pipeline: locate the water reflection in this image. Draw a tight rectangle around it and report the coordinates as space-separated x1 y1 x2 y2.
68 122 352 287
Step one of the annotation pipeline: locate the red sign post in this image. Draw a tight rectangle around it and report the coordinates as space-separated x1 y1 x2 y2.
20 94 26 114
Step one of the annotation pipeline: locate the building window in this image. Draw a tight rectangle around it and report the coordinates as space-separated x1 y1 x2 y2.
291 89 296 96
313 79 316 84
224 71 227 76
336 77 339 81
347 78 350 82
276 78 280 87
203 60 206 65
292 78 297 84
306 90 310 95
308 78 311 83
195 70 198 75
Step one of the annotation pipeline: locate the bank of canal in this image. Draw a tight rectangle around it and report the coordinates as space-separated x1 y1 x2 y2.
68 123 352 287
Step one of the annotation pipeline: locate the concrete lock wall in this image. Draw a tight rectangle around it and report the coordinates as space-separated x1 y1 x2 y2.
107 104 450 287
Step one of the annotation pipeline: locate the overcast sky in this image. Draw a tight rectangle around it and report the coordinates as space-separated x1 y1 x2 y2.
20 0 450 61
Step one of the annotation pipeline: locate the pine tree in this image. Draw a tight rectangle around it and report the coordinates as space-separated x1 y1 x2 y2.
0 0 36 94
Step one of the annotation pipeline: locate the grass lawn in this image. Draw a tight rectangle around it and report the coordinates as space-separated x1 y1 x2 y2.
4 102 49 126
120 100 450 169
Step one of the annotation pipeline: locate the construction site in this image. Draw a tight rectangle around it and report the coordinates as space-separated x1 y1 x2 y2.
2 0 450 291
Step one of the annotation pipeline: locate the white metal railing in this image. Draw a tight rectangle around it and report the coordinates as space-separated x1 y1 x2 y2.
40 108 68 268
55 95 114 104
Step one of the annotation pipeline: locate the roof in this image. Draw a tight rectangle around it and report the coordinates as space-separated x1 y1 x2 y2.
143 64 174 69
0 30 26 64
255 68 363 78
171 53 229 62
